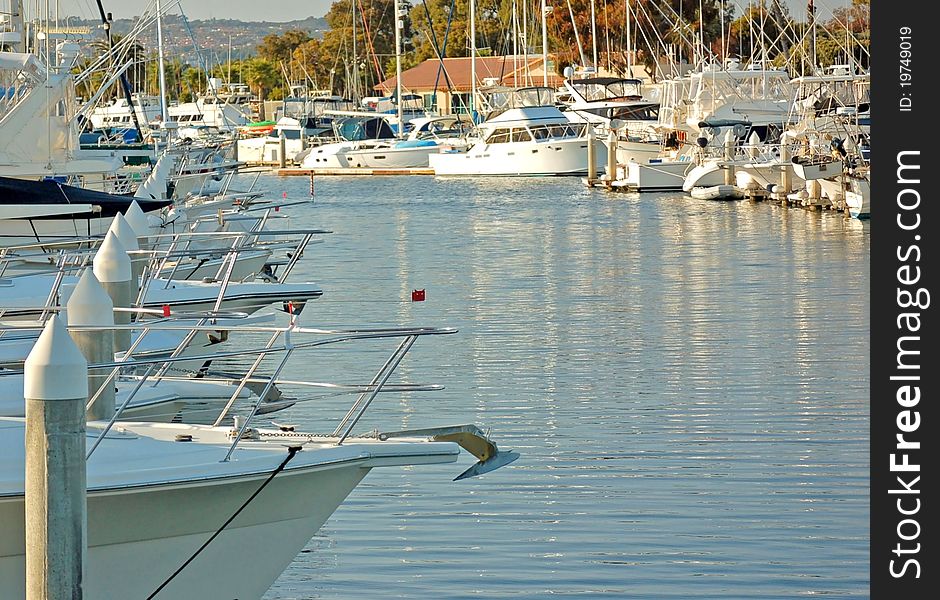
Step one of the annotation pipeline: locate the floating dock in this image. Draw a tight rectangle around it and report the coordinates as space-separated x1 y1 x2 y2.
276 167 435 176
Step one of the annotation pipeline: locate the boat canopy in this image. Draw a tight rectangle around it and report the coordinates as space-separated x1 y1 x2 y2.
0 176 172 220
567 78 643 101
332 116 395 142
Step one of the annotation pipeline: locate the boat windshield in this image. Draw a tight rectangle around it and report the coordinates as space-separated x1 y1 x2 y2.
570 78 643 101
333 117 395 141
484 87 555 111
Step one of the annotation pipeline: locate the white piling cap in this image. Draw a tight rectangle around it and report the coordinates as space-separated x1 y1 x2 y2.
67 269 115 327
723 129 735 144
24 315 88 401
124 200 151 238
93 231 132 283
748 131 762 145
108 212 140 252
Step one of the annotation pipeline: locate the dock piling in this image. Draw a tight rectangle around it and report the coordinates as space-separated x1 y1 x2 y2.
25 315 88 600
723 130 735 186
93 232 133 353
108 213 143 292
587 128 597 183
66 269 116 421
606 128 617 187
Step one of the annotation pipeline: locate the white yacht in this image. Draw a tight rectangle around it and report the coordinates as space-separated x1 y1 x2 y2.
609 63 797 192
297 114 460 169
89 94 163 130
431 88 603 176
168 83 254 132
0 413 506 599
340 115 473 168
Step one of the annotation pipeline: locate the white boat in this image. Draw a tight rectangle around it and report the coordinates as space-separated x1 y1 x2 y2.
298 116 398 168
0 417 466 599
0 316 517 599
337 116 472 168
791 155 844 181
611 158 702 192
561 76 660 138
89 94 163 130
0 48 123 180
0 177 171 247
0 273 322 319
168 82 254 132
845 173 871 219
431 105 602 176
689 184 744 201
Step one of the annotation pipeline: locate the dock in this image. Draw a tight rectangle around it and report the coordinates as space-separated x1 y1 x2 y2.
276 167 435 176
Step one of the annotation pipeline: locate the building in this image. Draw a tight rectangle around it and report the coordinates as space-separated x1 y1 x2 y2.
375 55 564 115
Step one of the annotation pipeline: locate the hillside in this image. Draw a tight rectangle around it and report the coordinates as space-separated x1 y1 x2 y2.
73 15 327 63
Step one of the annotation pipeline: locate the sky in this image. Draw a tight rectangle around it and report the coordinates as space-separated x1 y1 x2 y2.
46 0 835 23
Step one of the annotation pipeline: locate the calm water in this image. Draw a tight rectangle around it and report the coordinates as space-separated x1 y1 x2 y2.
244 174 869 599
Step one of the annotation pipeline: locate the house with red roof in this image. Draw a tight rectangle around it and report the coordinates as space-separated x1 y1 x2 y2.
374 55 563 114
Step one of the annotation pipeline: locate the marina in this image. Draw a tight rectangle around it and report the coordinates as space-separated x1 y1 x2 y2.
0 0 871 597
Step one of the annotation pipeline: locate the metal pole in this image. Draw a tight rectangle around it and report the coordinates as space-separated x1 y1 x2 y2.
156 0 169 124
590 0 598 69
541 0 549 87
25 315 87 599
470 0 477 114
394 0 404 136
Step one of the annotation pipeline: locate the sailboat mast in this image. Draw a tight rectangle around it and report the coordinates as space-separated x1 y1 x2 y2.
394 0 403 133
540 0 548 87
522 0 529 84
590 0 598 69
156 0 169 123
809 0 817 72
470 0 476 113
352 0 358 100
512 0 518 79
625 0 632 75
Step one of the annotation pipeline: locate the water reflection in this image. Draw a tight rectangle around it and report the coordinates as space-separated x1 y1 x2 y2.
257 175 868 599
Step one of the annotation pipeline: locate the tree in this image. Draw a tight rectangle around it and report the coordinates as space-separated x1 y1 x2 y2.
88 35 149 99
243 57 279 114
258 30 314 66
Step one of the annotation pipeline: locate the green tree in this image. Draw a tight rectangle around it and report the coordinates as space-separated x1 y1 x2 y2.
316 0 414 98
258 30 314 67
243 57 280 116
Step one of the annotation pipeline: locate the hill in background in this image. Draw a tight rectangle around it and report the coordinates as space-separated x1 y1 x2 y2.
74 15 327 65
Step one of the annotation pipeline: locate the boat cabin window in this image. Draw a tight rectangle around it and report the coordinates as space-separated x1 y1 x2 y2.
545 124 584 139
510 128 532 142
610 105 659 121
486 128 511 143
530 125 550 140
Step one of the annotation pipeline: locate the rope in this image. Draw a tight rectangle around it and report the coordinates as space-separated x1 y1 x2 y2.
146 445 301 599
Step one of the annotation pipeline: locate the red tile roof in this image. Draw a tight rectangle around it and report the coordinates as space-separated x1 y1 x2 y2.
375 55 564 93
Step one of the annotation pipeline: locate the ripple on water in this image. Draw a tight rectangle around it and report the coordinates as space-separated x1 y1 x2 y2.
254 175 868 599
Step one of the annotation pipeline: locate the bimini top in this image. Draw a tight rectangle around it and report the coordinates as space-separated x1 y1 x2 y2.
565 78 644 102
0 176 172 219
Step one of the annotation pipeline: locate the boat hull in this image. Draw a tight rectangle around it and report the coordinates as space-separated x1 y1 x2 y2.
617 160 699 191
0 462 370 599
430 137 604 176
